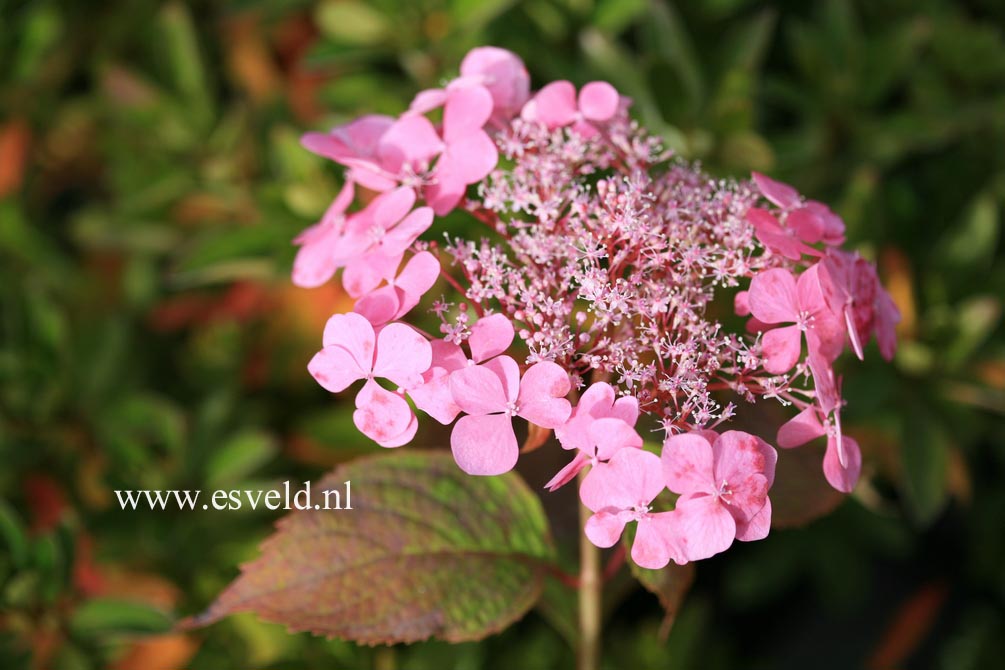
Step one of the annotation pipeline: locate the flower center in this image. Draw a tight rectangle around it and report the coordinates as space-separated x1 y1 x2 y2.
630 503 651 521
796 310 814 331
503 401 519 417
716 480 733 505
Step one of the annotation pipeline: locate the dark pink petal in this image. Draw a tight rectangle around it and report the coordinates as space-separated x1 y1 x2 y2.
580 448 664 512
450 413 518 475
788 206 824 243
712 431 773 489
761 324 802 374
377 115 443 175
353 380 415 446
808 350 841 415
748 268 799 324
578 81 619 122
724 472 769 524
469 313 515 363
381 207 434 256
662 432 715 495
875 289 900 361
443 86 494 142
674 494 736 562
588 417 642 461
307 345 365 393
631 513 675 569
584 510 631 548
449 363 508 415
544 452 591 492
735 497 771 542
373 322 432 388
804 201 845 244
752 171 801 210
777 405 826 448
823 435 861 493
322 312 376 371
517 362 572 428
532 81 578 128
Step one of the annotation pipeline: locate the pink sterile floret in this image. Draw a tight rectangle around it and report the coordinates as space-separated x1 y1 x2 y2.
521 80 621 137
579 448 678 570
819 249 901 361
662 430 776 562
291 180 355 289
353 251 440 327
747 264 844 373
448 357 571 476
777 404 862 493
308 313 431 448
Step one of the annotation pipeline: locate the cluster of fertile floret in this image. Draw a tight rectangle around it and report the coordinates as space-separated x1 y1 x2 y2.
293 47 900 569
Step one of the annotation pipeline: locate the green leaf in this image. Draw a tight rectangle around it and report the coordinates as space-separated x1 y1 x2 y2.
901 411 950 524
593 0 647 35
186 451 556 644
0 500 28 568
316 1 390 46
206 430 278 488
942 194 1000 270
70 598 173 638
769 441 845 528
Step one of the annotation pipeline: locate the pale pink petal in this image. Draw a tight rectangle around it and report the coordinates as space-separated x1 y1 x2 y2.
517 361 572 428
331 179 355 212
430 338 467 370
459 47 530 123
662 432 715 495
353 380 415 445
373 322 432 388
469 313 515 363
824 435 861 493
409 367 461 425
381 207 434 256
735 497 771 542
322 312 375 371
443 86 494 141
342 251 403 298
588 417 642 461
760 325 803 374
611 396 640 426
555 382 615 452
544 452 591 492
632 513 675 569
674 494 736 561
482 355 521 404
449 364 508 415
353 285 400 326
578 81 619 122
409 88 448 115
372 187 417 231
450 413 518 475
584 510 630 548
532 81 578 128
580 448 664 511
292 225 342 288
377 115 443 174
307 345 365 393
752 171 801 210
734 290 751 316
391 250 440 319
748 268 799 324
712 431 773 489
777 406 825 448
441 130 499 184
374 411 418 448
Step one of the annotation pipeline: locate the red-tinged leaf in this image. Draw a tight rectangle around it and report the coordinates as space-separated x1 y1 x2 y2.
770 443 844 527
629 557 695 640
522 423 552 453
183 451 556 644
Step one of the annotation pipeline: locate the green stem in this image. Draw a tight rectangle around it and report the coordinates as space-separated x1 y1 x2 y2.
577 468 602 670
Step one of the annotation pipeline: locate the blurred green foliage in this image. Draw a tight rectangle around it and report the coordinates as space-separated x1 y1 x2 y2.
1 0 1003 668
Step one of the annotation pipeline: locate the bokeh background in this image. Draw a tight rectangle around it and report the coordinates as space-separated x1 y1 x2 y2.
2 0 1004 668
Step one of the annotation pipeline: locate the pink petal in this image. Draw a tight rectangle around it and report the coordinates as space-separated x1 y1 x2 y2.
796 263 829 314
611 396 640 426
443 86 494 142
824 435 861 493
409 88 448 115
381 207 434 256
342 251 403 298
353 285 400 326
777 406 826 448
752 171 801 210
469 313 515 363
374 412 418 448
307 345 365 393
450 413 518 475
875 289 900 361
544 452 591 492
373 322 432 388
459 47 530 123
427 131 498 215
377 115 443 174
578 81 619 122
748 268 799 324
723 472 769 524
788 206 824 243
482 355 521 404
734 290 751 317
735 497 771 542
322 312 375 371
674 494 736 562
580 448 664 512
588 417 642 461
712 431 773 489
532 81 578 128
632 513 677 569
392 250 440 319
517 362 572 428
807 350 840 414
409 367 461 425
584 510 630 548
301 115 393 162
372 187 417 231
430 338 468 370
292 225 342 288
449 363 509 415
556 382 615 452
662 432 715 495
353 380 415 446
761 325 803 374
